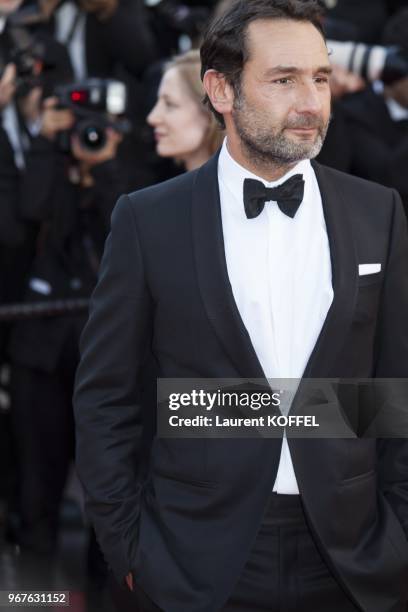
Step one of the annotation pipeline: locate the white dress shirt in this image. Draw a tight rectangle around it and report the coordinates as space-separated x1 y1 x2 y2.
55 1 87 80
0 17 28 168
385 97 408 122
373 81 408 122
218 139 333 494
2 103 27 170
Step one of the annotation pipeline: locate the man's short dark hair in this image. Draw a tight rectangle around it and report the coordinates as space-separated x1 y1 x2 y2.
200 0 326 128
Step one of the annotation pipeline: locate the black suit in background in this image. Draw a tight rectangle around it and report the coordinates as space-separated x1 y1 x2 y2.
8 138 124 556
84 0 163 192
26 0 158 79
74 152 408 612
0 126 27 516
0 24 75 336
0 25 74 523
324 0 403 43
0 126 26 250
83 0 158 80
39 0 161 192
318 86 408 216
316 101 353 173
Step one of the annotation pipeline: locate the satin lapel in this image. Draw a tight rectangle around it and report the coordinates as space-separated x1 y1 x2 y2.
303 162 358 378
192 153 266 380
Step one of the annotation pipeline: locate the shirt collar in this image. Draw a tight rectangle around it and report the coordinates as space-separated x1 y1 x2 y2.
385 97 408 122
218 137 312 205
0 17 6 33
373 80 408 122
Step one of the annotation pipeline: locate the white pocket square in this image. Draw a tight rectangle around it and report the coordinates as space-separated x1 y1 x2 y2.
359 263 381 276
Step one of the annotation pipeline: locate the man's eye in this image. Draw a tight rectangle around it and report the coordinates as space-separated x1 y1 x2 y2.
314 77 329 84
274 78 292 85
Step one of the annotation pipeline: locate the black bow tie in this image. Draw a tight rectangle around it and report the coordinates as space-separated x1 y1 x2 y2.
243 174 305 219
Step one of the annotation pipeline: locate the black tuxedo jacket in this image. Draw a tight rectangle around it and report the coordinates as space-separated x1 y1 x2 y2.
74 154 408 612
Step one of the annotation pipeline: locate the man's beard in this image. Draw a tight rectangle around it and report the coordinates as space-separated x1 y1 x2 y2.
232 89 330 168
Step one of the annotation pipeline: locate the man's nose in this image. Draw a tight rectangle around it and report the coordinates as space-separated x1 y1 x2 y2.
295 81 324 115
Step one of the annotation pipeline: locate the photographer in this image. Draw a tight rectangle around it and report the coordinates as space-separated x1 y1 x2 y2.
7 80 124 576
0 0 75 349
0 0 49 550
321 8 408 216
0 62 24 537
47 0 161 191
8 0 160 193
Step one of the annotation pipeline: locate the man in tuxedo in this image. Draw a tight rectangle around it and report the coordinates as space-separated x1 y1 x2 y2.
74 1 408 611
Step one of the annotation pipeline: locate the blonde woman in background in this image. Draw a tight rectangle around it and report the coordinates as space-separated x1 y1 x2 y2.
148 49 224 172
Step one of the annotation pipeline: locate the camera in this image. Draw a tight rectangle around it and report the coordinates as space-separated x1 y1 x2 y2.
54 78 131 152
0 25 45 90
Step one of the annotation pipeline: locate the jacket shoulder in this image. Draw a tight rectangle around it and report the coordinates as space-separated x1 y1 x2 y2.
125 170 198 220
313 163 403 240
314 162 397 202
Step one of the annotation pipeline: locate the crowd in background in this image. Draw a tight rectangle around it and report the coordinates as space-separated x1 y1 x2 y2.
0 0 407 610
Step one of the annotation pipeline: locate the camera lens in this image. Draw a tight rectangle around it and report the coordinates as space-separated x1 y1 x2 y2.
77 120 107 151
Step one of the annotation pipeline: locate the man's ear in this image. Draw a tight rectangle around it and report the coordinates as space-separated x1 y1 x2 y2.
203 70 234 117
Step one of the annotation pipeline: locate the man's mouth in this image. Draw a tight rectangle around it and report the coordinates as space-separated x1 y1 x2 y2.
286 127 318 132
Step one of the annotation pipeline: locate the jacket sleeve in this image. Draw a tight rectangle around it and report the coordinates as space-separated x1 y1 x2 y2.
375 189 408 538
0 127 26 247
73 193 153 583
